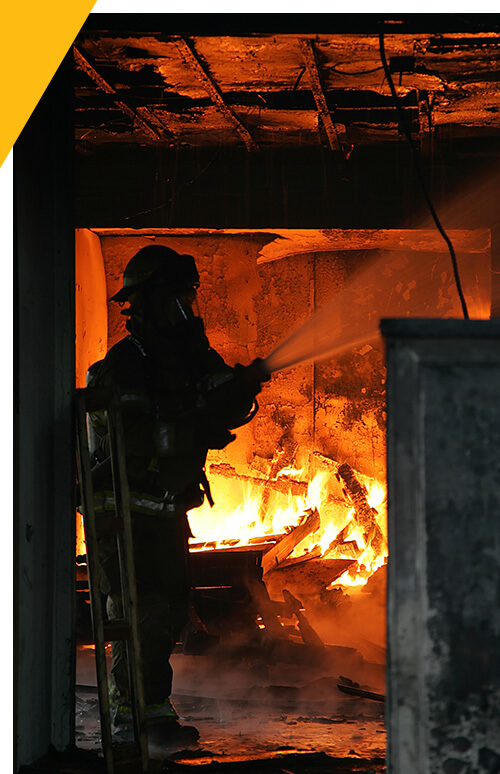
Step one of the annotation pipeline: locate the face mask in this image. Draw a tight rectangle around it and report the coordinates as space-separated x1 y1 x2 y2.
165 287 200 327
146 282 200 333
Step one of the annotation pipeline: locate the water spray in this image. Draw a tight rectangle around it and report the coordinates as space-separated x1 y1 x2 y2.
251 242 490 380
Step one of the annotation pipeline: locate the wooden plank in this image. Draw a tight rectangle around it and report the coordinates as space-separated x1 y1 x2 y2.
265 557 355 599
175 37 259 152
208 461 307 498
301 39 343 152
248 578 289 639
73 46 174 142
190 547 264 588
337 463 383 553
282 589 324 646
261 509 321 574
337 682 385 703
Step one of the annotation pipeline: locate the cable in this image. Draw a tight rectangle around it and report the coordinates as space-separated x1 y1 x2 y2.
378 32 469 320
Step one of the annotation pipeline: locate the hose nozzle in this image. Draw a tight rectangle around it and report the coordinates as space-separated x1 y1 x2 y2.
240 357 271 387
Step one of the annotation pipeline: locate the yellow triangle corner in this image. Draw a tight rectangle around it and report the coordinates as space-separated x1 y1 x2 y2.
1 1 97 169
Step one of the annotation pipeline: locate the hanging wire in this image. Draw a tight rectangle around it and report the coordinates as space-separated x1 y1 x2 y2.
378 31 469 319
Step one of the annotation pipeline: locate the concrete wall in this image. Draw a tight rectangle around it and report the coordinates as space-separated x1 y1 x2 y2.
97 233 489 482
75 228 108 388
384 319 500 774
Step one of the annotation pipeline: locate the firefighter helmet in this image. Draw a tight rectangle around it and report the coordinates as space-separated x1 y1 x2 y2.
110 245 200 302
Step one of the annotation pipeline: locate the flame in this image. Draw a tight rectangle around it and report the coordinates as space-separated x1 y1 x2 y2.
76 512 86 556
188 454 388 588
74 448 388 589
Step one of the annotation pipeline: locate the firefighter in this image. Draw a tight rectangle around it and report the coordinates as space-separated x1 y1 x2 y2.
88 244 269 746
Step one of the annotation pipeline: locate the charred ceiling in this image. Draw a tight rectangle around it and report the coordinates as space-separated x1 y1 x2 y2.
74 16 500 153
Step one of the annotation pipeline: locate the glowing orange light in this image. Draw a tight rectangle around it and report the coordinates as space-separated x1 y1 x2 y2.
188 452 388 588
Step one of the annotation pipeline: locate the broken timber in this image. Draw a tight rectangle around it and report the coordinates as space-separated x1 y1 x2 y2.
208 462 307 498
337 463 384 553
175 37 259 152
301 39 344 153
73 47 175 142
282 589 324 646
261 509 321 574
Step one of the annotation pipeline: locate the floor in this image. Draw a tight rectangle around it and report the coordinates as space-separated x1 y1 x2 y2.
75 641 386 773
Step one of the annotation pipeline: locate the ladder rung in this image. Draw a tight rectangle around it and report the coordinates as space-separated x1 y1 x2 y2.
77 385 149 772
103 621 133 641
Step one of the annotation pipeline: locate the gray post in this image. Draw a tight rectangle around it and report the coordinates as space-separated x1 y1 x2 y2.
14 54 75 769
382 319 500 774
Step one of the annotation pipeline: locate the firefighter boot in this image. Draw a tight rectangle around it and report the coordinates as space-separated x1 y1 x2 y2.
147 718 200 749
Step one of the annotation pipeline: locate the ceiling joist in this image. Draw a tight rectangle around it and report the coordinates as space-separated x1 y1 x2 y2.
301 39 344 153
73 29 500 151
73 46 175 142
174 36 259 152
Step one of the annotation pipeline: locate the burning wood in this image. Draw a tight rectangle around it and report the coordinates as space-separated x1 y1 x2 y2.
265 557 356 600
322 519 357 557
277 545 322 568
261 508 321 574
336 463 384 553
208 462 307 498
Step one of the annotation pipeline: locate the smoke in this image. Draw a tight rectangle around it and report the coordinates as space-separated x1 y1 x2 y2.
262 159 500 375
263 245 491 375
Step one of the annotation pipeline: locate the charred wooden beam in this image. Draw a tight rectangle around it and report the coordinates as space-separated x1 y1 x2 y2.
190 535 283 553
247 578 289 639
190 546 264 589
261 509 321 574
75 86 419 113
175 37 259 152
282 589 324 646
73 47 175 142
337 676 385 703
337 463 384 553
301 39 344 153
208 462 307 498
265 558 355 601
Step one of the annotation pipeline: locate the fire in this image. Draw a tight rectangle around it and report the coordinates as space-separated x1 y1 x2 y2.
76 512 86 556
74 447 388 589
188 453 388 588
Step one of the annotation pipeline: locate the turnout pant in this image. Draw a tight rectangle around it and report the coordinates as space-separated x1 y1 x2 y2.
97 510 191 710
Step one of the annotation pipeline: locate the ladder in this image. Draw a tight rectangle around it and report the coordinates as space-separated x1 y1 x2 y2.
75 386 149 773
